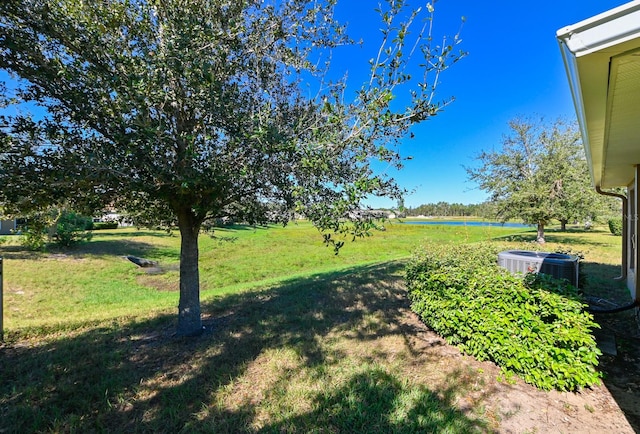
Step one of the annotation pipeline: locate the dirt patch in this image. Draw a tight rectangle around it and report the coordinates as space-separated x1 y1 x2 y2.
136 275 179 291
135 272 208 292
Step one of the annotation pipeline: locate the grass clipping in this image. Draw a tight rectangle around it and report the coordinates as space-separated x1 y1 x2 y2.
405 242 602 391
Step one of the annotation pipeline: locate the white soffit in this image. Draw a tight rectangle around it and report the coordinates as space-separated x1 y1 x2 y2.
603 49 640 187
557 1 640 189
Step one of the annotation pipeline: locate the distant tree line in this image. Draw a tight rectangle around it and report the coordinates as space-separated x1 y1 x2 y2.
405 201 494 218
405 195 618 224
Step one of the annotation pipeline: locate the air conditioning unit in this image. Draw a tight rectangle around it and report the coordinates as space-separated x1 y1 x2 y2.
498 250 579 287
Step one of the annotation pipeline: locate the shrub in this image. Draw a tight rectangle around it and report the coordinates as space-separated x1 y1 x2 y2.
608 218 622 236
17 210 93 250
53 211 93 247
20 217 49 251
405 242 601 391
92 221 119 230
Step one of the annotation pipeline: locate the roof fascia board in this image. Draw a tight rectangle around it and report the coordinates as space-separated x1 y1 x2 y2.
556 1 640 57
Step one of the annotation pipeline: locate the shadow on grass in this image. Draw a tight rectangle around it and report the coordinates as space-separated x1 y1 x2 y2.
0 231 176 261
208 224 273 232
92 224 270 237
0 261 487 433
581 262 628 301
89 229 176 238
581 261 640 432
78 239 178 260
263 368 476 433
0 243 46 260
496 228 617 249
0 239 176 262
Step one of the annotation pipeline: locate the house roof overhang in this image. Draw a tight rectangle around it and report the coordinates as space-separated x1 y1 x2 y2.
557 1 640 189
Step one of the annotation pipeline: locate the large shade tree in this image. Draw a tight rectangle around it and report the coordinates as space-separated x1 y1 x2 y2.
0 0 464 336
466 117 601 243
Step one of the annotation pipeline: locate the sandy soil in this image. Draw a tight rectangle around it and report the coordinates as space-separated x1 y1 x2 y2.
401 306 640 433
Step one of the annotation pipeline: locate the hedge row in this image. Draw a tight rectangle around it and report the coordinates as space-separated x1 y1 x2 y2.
405 242 601 391
92 221 119 230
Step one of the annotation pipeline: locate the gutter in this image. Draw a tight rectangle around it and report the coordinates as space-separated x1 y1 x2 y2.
556 1 640 57
556 38 594 183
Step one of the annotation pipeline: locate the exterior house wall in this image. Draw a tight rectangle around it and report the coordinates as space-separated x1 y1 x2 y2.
0 219 16 235
626 169 640 328
628 181 636 300
556 2 640 304
633 168 640 301
623 169 640 302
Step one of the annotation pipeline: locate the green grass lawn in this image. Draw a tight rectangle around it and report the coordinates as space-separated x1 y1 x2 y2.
0 221 628 432
0 220 533 332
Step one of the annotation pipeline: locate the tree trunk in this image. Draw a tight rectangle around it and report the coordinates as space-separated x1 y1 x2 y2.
536 223 545 244
176 208 203 337
560 219 567 231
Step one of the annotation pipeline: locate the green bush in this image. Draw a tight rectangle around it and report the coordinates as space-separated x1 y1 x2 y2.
20 217 49 251
92 221 119 230
53 211 93 247
608 218 623 236
405 242 601 391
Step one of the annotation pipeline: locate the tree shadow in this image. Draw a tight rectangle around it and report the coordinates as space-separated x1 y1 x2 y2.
91 230 176 238
581 261 640 432
495 229 618 249
0 229 179 261
0 239 166 261
0 244 46 260
79 239 176 259
262 368 484 433
0 261 487 433
580 262 629 302
208 224 273 232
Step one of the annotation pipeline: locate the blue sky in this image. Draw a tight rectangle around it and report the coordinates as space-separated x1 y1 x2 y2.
1 1 630 209
334 0 630 208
